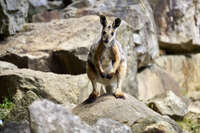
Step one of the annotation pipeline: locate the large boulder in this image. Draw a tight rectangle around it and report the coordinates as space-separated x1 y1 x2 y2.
155 54 200 92
153 0 200 53
137 65 182 101
0 69 92 121
0 0 29 37
73 94 183 133
147 91 188 120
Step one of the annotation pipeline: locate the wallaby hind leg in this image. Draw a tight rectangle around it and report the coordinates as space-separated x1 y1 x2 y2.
114 61 127 99
87 63 100 100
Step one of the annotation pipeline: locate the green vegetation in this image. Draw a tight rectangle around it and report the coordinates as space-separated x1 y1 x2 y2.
0 97 14 120
177 115 200 133
0 97 13 109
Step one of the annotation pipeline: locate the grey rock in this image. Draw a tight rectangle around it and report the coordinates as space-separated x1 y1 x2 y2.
148 91 188 120
93 118 132 133
0 0 29 36
154 0 200 53
73 94 183 133
29 99 99 133
137 65 182 101
0 121 30 133
0 61 18 72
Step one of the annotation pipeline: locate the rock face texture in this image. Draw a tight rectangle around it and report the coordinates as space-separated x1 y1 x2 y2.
153 0 200 53
0 0 29 36
155 54 200 92
73 94 183 133
148 91 188 120
137 65 181 101
0 69 89 105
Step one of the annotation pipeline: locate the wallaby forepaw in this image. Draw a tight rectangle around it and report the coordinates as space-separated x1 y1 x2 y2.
100 72 106 78
105 74 113 79
88 92 99 102
114 92 125 99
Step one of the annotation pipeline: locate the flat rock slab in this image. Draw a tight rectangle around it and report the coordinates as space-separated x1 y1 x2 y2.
0 69 90 105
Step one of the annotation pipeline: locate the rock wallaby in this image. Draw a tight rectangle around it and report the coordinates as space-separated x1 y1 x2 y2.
86 15 127 100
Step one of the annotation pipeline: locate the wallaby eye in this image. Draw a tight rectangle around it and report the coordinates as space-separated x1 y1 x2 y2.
111 32 114 36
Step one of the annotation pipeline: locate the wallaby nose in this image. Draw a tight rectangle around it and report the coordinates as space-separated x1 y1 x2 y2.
104 39 109 43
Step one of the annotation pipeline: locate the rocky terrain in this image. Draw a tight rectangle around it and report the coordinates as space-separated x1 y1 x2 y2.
0 0 200 133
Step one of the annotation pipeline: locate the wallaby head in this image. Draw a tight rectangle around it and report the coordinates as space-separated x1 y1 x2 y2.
100 15 121 46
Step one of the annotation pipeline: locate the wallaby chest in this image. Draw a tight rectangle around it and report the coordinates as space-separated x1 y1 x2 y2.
100 47 114 73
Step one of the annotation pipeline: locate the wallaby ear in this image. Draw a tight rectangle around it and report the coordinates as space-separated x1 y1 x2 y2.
100 15 107 28
113 18 121 29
